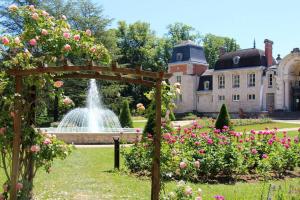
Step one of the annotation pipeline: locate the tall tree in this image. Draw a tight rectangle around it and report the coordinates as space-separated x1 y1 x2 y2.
166 22 201 46
202 34 240 68
116 21 163 107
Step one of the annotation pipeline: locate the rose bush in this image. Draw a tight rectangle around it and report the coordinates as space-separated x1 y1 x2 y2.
0 4 110 199
123 123 300 182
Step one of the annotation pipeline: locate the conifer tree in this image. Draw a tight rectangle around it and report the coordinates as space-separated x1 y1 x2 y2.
215 104 231 130
119 100 133 128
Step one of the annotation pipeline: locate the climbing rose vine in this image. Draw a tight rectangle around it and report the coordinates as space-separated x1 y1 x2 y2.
0 4 111 199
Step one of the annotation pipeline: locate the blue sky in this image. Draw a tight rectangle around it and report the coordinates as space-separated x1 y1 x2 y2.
95 0 299 57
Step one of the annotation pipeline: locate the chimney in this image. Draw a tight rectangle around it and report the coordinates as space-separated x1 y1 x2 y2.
219 46 226 57
264 39 273 67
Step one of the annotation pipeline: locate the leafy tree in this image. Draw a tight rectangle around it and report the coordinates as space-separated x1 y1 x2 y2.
119 99 133 128
215 104 231 130
166 22 201 46
116 21 162 107
202 33 240 68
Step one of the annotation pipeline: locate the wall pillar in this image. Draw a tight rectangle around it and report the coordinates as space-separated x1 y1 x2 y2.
284 80 290 111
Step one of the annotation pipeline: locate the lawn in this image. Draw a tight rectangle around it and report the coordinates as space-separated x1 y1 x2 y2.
1 148 299 200
196 122 300 133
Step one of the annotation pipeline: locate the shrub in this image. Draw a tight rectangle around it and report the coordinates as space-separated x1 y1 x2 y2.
123 122 300 182
119 100 133 128
215 104 231 130
143 102 156 137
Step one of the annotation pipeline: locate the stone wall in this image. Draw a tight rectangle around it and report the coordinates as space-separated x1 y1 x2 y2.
51 132 142 144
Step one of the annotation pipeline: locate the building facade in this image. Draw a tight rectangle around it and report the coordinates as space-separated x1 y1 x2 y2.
168 40 300 114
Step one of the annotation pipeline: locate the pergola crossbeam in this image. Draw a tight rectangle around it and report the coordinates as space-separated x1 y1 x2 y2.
7 65 172 80
58 73 155 87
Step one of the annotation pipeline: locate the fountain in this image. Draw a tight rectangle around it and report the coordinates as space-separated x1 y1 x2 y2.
43 79 140 144
56 79 122 133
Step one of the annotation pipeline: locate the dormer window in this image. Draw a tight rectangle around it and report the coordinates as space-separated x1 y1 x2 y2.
204 81 210 90
233 56 240 65
176 53 183 61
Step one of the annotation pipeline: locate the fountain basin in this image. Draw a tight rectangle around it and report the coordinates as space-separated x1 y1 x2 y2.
40 128 142 144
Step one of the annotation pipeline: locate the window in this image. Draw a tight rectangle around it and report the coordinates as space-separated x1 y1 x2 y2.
176 53 183 61
248 94 256 100
218 75 225 89
232 74 240 88
176 75 181 83
248 73 255 87
232 94 240 101
268 74 273 88
218 95 225 101
204 81 210 90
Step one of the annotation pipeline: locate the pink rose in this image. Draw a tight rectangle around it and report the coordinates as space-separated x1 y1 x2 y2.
64 44 71 51
85 29 92 36
298 128 300 132
61 15 67 20
262 154 268 159
1 37 9 45
30 145 40 153
194 160 200 169
0 194 4 200
53 81 63 88
184 186 192 196
136 128 141 133
214 195 225 200
29 5 35 11
251 149 258 155
0 127 6 135
195 197 202 200
43 138 52 145
41 29 48 35
31 13 39 20
207 138 213 144
63 97 73 105
199 149 205 154
179 161 187 169
73 34 80 41
16 182 23 191
42 10 49 17
90 46 97 53
63 32 70 39
29 39 37 46
14 37 21 44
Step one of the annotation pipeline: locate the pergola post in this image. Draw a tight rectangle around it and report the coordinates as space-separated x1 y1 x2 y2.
10 75 23 200
151 76 162 200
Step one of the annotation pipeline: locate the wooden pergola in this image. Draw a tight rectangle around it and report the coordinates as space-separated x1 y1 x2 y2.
7 63 172 200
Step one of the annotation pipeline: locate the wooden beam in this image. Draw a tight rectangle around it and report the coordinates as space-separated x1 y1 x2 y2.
10 76 22 200
57 73 155 87
7 65 172 80
151 72 163 200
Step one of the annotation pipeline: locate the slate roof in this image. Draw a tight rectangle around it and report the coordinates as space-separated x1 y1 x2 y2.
198 75 213 91
170 42 207 64
214 48 276 70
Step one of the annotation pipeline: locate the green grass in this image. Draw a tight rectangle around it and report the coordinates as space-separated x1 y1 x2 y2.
133 121 146 129
196 122 300 133
1 148 299 200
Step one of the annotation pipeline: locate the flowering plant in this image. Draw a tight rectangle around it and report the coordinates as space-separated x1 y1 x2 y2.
124 122 300 182
1 5 110 69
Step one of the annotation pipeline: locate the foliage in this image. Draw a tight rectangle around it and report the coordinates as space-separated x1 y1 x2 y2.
1 6 110 69
166 22 201 46
143 81 178 137
202 33 240 68
0 4 111 199
215 104 231 130
162 181 204 200
123 122 300 182
119 100 133 128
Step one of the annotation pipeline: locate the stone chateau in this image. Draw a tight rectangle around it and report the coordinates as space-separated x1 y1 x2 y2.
168 40 300 114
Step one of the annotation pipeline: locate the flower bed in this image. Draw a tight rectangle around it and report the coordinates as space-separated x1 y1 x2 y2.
123 123 300 182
